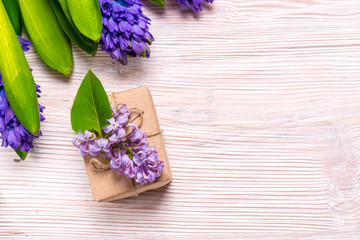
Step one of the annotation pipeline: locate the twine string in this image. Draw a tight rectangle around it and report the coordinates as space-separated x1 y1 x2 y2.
111 92 117 106
90 157 111 170
130 108 144 129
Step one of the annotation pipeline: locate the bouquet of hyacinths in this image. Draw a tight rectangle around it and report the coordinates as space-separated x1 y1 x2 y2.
0 1 44 160
2 0 214 72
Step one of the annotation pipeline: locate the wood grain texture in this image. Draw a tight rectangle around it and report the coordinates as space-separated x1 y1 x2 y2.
1 0 360 238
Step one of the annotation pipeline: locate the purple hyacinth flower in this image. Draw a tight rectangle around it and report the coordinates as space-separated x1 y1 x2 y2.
73 130 94 146
0 36 45 154
175 0 214 13
103 118 120 133
72 130 96 155
110 157 120 169
111 103 131 118
88 138 110 156
108 127 126 143
99 0 154 65
103 115 129 134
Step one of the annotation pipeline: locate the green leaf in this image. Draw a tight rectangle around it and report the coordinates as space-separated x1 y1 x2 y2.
0 1 40 136
50 0 98 56
57 0 98 51
67 0 102 42
71 70 112 137
148 0 165 7
18 0 73 75
58 0 72 22
2 0 22 35
15 148 28 160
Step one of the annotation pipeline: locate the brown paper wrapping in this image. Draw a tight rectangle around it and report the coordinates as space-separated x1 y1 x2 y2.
83 86 172 202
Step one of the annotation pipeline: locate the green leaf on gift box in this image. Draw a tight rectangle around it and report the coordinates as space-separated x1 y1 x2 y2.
149 0 165 7
49 0 98 56
71 70 112 138
2 0 22 35
67 0 102 42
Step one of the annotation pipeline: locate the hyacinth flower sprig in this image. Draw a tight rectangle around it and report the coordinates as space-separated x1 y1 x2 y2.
71 70 164 184
99 0 154 65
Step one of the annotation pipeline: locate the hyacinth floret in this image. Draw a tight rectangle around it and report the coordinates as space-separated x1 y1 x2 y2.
99 0 154 65
175 0 214 13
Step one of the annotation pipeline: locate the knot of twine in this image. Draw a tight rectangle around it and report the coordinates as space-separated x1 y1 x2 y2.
90 105 162 171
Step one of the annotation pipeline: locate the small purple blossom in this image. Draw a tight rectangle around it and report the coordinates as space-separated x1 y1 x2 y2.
73 130 95 146
0 36 45 153
108 127 126 143
73 104 164 184
175 0 214 13
99 0 154 65
103 114 128 134
103 118 118 133
72 130 95 155
89 138 110 156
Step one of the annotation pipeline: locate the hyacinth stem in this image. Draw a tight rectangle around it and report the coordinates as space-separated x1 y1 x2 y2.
121 142 133 153
120 142 133 159
0 1 40 136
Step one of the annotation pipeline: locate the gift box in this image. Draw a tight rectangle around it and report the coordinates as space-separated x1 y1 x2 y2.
83 86 172 202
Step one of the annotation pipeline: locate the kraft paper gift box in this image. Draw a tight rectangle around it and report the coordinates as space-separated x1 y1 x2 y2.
83 86 172 202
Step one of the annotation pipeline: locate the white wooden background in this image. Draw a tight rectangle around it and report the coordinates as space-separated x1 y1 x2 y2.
1 0 360 238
